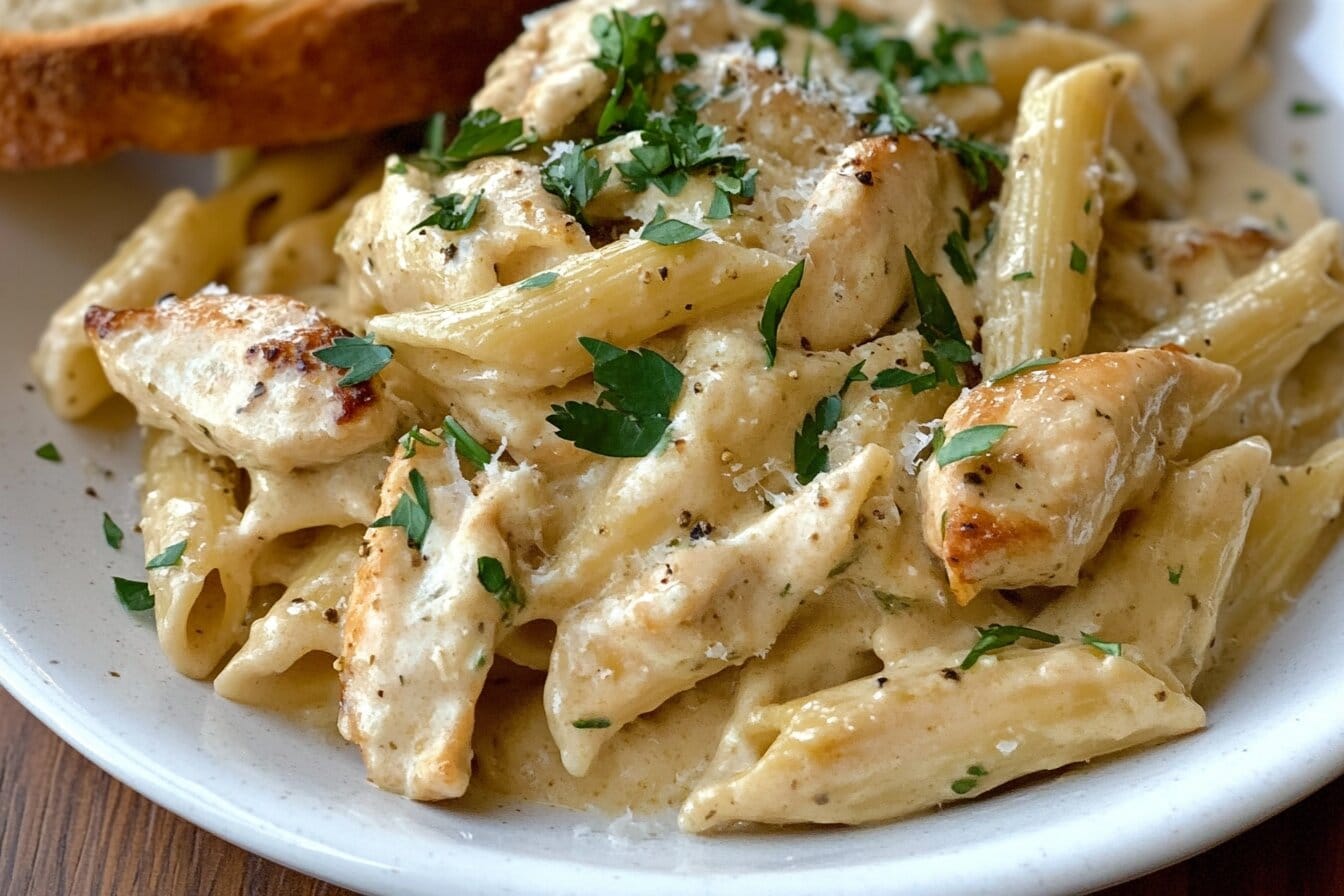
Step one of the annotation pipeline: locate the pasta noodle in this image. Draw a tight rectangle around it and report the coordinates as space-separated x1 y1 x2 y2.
29 0 1343 834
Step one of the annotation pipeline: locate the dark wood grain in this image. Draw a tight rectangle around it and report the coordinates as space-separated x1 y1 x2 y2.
0 685 1339 896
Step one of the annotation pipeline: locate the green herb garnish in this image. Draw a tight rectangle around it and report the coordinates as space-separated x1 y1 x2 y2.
145 540 186 569
1291 99 1326 117
1011 270 1034 281
35 442 60 462
943 210 977 285
113 577 154 612
548 338 684 457
573 717 613 729
1069 241 1089 274
989 356 1058 383
960 624 1060 669
640 206 708 245
102 513 123 550
313 335 393 386
934 424 1014 466
399 425 441 459
759 260 805 367
398 109 533 175
477 555 525 618
517 271 560 290
541 144 611 224
1168 565 1183 585
443 416 492 470
794 362 867 485
1081 633 1123 656
591 10 667 135
409 191 483 234
370 468 433 550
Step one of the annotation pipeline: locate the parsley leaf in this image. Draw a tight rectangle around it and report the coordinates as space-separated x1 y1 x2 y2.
35 442 60 462
1081 632 1123 656
591 10 667 135
934 424 1013 466
146 540 187 569
443 416 492 470
572 717 612 729
314 335 393 386
1291 98 1326 117
541 144 611 224
102 513 124 550
477 555 525 618
794 362 867 485
517 271 560 290
989 356 1058 383
399 424 441 459
398 109 533 175
752 27 787 53
938 136 1007 190
640 205 708 245
1069 241 1089 274
548 338 684 457
917 24 989 92
759 260 805 367
943 211 977 285
409 191 483 234
951 763 989 794
871 248 972 394
1168 565 1184 585
1011 270 1034 281
960 624 1060 669
370 469 433 550
113 577 154 612
869 80 917 135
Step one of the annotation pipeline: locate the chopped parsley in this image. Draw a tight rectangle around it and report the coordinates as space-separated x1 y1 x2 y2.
313 335 393 386
871 248 972 394
102 513 124 550
370 468 433 551
943 209 977 285
540 144 610 225
1290 99 1326 117
591 9 667 135
548 338 684 457
933 424 1014 466
517 271 560 290
640 206 708 245
1081 633 1123 656
1168 565 1184 585
443 416 492 470
752 27 787 53
989 356 1058 383
794 362 867 485
34 442 60 462
477 556 525 619
409 191 483 234
1294 169 1312 186
113 577 154 612
1069 241 1089 274
145 540 187 569
1011 270 1034 281
399 425 441 459
759 260 806 367
960 624 1060 669
951 763 989 794
869 80 917 135
938 136 1007 190
1247 188 1267 203
396 109 533 175
572 717 612 729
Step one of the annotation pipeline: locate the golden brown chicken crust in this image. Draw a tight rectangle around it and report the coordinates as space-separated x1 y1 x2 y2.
0 0 552 169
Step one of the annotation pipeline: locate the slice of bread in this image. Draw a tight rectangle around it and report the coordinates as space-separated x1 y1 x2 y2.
0 0 551 169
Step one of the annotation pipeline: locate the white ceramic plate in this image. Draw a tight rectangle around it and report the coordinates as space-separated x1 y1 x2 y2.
2 4 1342 894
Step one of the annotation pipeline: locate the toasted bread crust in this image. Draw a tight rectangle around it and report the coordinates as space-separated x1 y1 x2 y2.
0 0 550 169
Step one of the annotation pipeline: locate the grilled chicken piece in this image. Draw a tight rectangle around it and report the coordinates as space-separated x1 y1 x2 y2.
339 442 545 800
787 135 971 350
918 348 1240 604
85 292 399 471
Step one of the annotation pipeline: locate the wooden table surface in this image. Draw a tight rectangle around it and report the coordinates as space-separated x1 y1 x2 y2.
1 686 1339 896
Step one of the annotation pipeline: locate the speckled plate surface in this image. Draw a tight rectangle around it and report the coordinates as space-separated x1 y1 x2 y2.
1 4 1342 894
